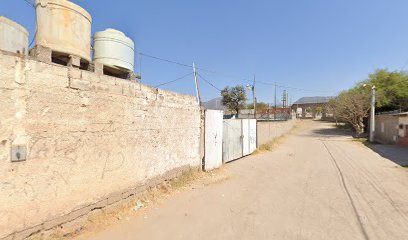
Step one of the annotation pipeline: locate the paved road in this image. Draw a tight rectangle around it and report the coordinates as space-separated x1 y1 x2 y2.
89 121 408 240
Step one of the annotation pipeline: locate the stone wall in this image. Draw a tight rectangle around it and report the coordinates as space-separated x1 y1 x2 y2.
0 50 200 239
257 119 297 146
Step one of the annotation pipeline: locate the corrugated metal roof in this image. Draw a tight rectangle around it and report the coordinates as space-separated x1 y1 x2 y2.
293 96 334 105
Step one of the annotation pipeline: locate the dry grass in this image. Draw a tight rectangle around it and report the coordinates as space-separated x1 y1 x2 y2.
28 168 229 240
253 138 283 154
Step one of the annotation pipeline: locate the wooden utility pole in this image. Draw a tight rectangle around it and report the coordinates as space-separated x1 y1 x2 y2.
193 63 201 106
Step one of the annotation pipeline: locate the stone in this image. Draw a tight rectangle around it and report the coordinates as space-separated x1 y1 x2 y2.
29 45 52 63
13 224 43 240
0 49 200 238
67 55 81 68
70 79 90 91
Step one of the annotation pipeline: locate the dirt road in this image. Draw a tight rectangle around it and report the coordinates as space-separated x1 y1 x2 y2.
88 121 408 240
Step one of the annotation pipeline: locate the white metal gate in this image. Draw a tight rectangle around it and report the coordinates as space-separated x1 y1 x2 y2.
204 110 223 171
223 119 243 163
248 119 257 153
242 119 257 156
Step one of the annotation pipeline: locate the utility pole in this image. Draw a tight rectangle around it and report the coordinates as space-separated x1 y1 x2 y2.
282 90 287 108
370 86 376 142
364 84 376 142
286 92 289 107
274 82 277 120
193 63 201 106
253 75 257 119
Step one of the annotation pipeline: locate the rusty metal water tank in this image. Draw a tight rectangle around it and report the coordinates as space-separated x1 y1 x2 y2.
0 16 29 55
35 0 92 62
93 28 135 73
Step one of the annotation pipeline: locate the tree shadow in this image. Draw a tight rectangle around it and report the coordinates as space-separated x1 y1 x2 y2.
365 143 408 167
312 127 353 138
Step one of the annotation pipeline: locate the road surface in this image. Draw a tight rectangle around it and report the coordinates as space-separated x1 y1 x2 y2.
88 121 408 240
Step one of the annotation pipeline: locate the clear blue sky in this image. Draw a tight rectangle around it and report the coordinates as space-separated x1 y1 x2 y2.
3 0 408 104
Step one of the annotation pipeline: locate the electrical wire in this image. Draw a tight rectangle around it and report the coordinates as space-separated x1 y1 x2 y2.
257 80 335 93
23 0 35 8
196 72 222 92
139 52 193 68
138 52 335 94
138 52 252 81
153 72 193 88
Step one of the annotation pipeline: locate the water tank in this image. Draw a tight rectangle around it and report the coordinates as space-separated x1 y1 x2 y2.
35 0 92 62
0 16 29 55
93 29 135 72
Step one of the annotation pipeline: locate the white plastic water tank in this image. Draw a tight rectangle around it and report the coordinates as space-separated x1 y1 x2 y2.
35 0 92 61
93 29 135 72
0 16 29 55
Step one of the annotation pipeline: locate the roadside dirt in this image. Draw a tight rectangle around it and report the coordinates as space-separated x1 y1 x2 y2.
87 120 408 240
28 168 229 240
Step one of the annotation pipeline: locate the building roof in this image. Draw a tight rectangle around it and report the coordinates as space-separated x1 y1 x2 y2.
202 97 225 110
392 112 408 117
293 96 333 105
377 111 408 117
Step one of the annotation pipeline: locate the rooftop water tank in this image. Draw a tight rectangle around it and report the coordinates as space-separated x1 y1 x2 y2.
35 0 92 62
93 29 135 72
0 16 29 55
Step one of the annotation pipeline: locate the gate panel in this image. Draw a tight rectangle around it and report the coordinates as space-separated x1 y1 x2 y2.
223 119 243 163
204 110 224 171
249 119 257 153
242 119 250 156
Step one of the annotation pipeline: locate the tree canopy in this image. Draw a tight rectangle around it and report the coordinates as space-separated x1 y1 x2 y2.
362 69 408 112
221 85 247 114
246 102 269 111
328 88 371 136
329 68 408 136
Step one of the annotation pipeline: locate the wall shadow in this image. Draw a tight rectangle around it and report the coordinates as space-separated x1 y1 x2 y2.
366 143 408 167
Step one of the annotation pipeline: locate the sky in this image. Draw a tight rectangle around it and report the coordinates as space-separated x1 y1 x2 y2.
3 0 408 104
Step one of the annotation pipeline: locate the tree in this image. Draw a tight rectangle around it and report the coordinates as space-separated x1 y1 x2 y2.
246 102 269 111
363 69 408 111
221 85 247 114
329 88 371 137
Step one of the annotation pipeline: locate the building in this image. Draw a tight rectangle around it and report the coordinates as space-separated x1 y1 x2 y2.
292 96 333 119
375 112 408 146
238 108 292 120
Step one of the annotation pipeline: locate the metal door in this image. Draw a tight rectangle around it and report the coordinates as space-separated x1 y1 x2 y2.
242 119 250 156
204 110 224 171
223 119 243 163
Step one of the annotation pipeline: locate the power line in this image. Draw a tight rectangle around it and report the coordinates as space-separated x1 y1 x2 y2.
153 72 193 88
257 80 335 93
196 72 222 92
139 52 251 81
138 51 335 94
23 0 35 8
139 52 193 68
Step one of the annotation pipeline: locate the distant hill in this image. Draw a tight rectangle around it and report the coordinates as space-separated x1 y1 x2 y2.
202 97 226 111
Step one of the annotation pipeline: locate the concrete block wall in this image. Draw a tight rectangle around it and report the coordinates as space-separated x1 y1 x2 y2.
374 115 399 144
256 119 297 146
0 50 201 239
